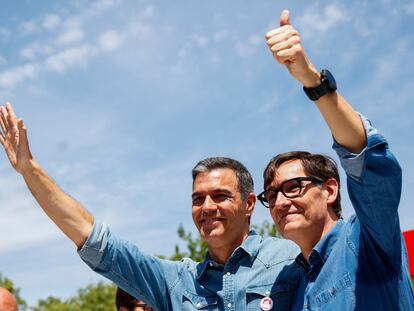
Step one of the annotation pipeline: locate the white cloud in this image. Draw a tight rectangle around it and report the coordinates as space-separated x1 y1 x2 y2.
55 28 84 46
98 30 124 52
234 37 260 58
19 20 38 35
403 2 414 15
44 45 94 73
129 22 152 36
142 4 155 18
0 63 38 89
85 0 121 17
0 173 60 252
43 14 61 30
20 42 54 60
248 34 262 46
298 3 349 39
63 17 82 30
192 34 209 48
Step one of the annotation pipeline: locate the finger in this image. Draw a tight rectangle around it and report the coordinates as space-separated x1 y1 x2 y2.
265 25 293 39
269 34 301 54
266 28 299 47
0 106 8 135
6 102 18 129
276 45 301 62
5 102 19 144
280 9 290 27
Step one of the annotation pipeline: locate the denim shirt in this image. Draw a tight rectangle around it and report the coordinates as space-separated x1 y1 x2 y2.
292 116 414 311
78 225 302 310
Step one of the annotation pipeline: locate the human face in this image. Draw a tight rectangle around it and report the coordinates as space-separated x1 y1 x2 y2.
267 160 337 246
192 168 254 253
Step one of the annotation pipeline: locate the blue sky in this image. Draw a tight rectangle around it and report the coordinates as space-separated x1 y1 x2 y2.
0 0 413 305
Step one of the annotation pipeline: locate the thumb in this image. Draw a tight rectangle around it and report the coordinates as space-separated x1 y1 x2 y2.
280 9 290 27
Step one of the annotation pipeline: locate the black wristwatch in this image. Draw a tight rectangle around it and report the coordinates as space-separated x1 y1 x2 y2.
303 69 337 101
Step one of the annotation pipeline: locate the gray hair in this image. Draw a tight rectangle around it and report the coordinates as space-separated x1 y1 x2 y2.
192 157 254 200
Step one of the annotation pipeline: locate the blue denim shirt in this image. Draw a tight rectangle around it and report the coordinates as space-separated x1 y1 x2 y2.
78 225 302 310
292 116 414 311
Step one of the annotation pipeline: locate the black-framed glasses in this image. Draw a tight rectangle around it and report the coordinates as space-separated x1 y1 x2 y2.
257 176 324 208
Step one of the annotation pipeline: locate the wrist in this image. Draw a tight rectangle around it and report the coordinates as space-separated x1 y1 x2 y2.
303 69 337 101
301 67 321 88
20 158 39 176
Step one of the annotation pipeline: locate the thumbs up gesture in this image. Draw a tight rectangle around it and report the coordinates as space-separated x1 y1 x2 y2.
265 10 320 87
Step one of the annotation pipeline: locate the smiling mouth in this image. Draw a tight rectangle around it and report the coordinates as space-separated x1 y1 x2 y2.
279 212 299 224
201 218 223 226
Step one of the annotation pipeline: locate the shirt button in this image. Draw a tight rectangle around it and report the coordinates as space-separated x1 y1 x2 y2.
227 303 232 307
209 262 214 267
196 302 201 307
226 272 231 276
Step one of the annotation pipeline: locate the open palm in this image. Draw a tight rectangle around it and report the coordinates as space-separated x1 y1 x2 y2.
0 103 32 174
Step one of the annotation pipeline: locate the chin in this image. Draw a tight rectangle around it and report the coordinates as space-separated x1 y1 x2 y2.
279 221 303 240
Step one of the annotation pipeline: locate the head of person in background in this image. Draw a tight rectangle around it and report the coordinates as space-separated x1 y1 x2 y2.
116 287 154 311
0 288 18 311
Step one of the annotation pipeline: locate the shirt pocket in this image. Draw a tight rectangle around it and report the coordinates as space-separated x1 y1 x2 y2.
313 272 354 308
182 290 219 310
246 283 293 311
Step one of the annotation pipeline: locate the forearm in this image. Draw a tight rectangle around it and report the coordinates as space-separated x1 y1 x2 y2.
21 159 94 248
314 91 366 153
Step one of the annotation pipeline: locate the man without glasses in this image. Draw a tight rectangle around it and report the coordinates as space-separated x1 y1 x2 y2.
258 10 414 310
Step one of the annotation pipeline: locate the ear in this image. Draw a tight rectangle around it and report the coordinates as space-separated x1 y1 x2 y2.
245 192 256 217
323 178 339 206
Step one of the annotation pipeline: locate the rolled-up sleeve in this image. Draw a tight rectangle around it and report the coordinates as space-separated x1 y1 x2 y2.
78 220 173 310
78 220 109 269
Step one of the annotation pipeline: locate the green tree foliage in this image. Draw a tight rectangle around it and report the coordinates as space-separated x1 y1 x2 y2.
251 220 280 238
0 273 27 309
168 224 209 261
33 282 116 311
169 220 279 261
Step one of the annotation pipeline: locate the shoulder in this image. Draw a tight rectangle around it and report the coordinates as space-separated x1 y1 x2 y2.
256 236 300 266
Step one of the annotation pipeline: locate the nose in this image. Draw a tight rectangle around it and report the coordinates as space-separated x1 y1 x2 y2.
274 191 291 210
201 195 218 213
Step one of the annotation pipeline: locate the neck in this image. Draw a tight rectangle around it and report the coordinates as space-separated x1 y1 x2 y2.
207 231 249 264
296 217 338 262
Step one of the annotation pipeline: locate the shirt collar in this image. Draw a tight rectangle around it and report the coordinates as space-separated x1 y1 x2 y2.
196 230 262 279
295 219 344 275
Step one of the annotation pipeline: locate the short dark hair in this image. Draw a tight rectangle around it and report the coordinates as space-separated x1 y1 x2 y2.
115 287 138 311
192 157 254 200
263 151 341 218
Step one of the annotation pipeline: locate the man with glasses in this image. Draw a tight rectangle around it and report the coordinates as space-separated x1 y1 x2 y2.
258 10 414 310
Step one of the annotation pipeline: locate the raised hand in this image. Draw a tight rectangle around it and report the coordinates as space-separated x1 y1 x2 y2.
0 102 33 174
265 10 320 87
